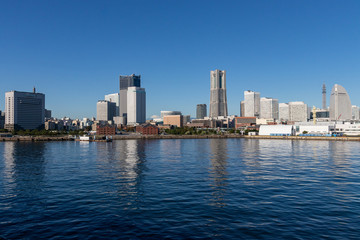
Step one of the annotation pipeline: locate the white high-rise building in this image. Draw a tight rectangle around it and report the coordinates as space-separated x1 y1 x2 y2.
330 84 352 121
260 97 279 119
289 101 308 122
279 103 289 121
127 87 146 125
352 105 360 120
5 90 45 130
244 90 260 117
210 69 228 117
97 100 116 121
105 93 120 117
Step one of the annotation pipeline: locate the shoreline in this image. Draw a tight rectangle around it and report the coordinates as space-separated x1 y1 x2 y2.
1 134 360 142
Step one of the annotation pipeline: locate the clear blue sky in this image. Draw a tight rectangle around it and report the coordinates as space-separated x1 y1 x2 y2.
1 0 360 119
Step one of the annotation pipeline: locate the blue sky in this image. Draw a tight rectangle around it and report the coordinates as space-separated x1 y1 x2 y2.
1 0 360 119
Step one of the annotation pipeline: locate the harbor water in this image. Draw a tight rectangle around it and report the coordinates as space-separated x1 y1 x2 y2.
1 139 360 239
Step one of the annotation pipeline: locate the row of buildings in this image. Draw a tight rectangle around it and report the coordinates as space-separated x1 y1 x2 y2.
1 70 359 136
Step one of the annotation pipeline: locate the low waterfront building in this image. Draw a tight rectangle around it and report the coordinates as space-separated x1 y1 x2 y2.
163 115 183 127
235 117 256 128
96 123 116 135
298 125 333 135
256 118 275 125
136 123 159 135
259 125 295 136
334 123 360 136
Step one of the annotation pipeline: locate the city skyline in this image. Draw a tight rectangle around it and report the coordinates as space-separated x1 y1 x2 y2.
1 1 360 119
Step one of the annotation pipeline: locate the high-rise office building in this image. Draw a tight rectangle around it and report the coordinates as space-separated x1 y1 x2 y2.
105 93 120 116
330 84 352 121
210 69 228 117
260 97 279 119
196 104 207 119
289 101 308 122
5 89 45 130
119 74 141 117
279 103 289 121
97 100 116 121
127 87 146 125
244 90 260 117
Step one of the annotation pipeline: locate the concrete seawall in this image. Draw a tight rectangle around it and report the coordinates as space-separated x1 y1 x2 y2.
1 135 360 142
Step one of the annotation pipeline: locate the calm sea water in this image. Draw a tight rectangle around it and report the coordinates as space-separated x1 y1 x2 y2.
1 139 360 239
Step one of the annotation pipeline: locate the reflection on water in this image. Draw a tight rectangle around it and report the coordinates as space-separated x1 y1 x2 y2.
209 139 228 207
2 142 46 199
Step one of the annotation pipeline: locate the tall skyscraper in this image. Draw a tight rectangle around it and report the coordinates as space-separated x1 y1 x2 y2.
196 104 207 119
244 90 260 117
119 74 141 117
5 90 45 130
127 87 146 125
260 97 279 119
289 101 308 122
330 84 352 120
322 83 326 110
97 100 116 121
240 101 245 117
209 69 228 117
105 93 120 116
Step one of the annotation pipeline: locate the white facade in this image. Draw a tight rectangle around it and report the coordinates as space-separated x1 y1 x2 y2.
260 97 279 119
298 125 333 135
5 90 45 130
259 125 295 136
105 93 120 117
97 100 116 121
334 123 360 136
352 105 360 120
330 84 352 121
289 102 308 122
244 90 260 117
127 87 146 125
279 103 289 121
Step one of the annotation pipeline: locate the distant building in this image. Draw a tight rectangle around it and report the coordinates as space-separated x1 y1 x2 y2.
0 111 4 129
196 104 207 119
96 123 116 135
234 117 257 128
182 115 191 126
127 87 146 125
45 109 52 119
161 111 182 119
105 93 120 116
163 115 183 127
260 97 279 120
119 74 141 118
288 102 308 122
97 100 116 121
352 105 360 120
279 103 289 121
330 84 352 121
210 69 228 117
5 90 45 130
136 123 159 135
244 90 260 117
310 109 330 120
240 101 245 117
